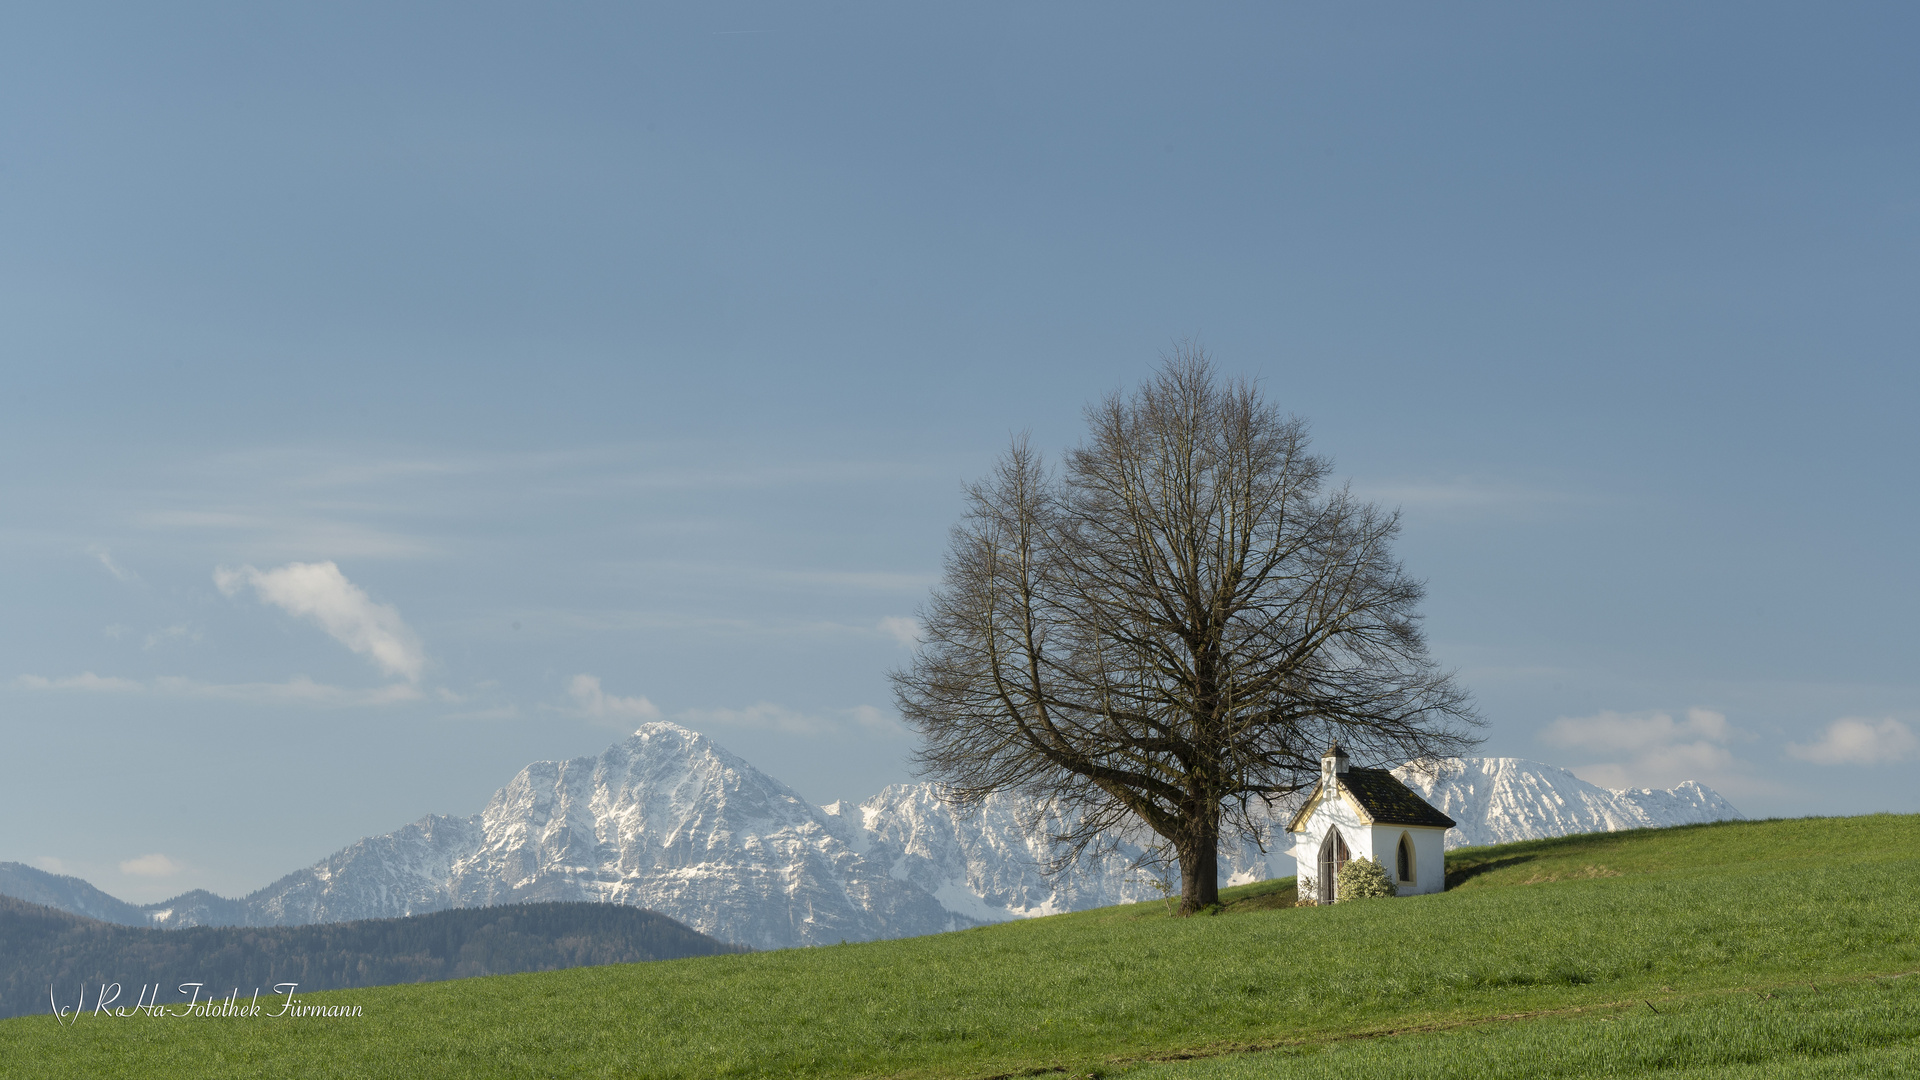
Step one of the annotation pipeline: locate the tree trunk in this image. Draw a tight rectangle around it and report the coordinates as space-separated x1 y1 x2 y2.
1176 810 1221 915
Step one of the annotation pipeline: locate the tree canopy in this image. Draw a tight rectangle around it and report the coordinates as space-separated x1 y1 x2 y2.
893 349 1478 913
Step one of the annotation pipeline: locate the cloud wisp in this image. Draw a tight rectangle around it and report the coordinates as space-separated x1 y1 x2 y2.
119 854 183 878
14 672 423 707
147 510 438 560
142 623 201 650
89 546 141 584
566 674 663 723
215 561 425 681
614 561 939 594
677 700 907 738
877 616 921 647
1350 475 1579 515
1541 707 1739 789
1785 717 1918 766
558 674 906 738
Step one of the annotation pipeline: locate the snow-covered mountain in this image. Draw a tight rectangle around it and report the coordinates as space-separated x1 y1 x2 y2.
137 724 1286 944
1 728 1742 947
1391 757 1744 848
152 724 972 949
826 784 1291 924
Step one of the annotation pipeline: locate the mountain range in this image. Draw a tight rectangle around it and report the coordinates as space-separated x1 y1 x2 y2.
0 723 1743 948
1392 756 1745 848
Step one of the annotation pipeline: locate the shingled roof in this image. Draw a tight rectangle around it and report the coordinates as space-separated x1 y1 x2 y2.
1289 766 1457 831
1340 767 1456 828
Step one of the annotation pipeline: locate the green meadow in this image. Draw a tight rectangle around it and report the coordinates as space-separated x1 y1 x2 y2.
2 814 1915 1079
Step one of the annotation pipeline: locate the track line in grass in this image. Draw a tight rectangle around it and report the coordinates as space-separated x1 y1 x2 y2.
1078 969 1920 1080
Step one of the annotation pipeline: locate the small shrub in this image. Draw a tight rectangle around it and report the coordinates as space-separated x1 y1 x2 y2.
1295 874 1320 906
1337 857 1397 901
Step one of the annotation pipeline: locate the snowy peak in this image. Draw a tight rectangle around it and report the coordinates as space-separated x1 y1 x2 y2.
437 721 970 949
1391 757 1744 848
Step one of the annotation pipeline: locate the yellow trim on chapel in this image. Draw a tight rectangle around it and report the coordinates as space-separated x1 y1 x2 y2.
1285 778 1375 833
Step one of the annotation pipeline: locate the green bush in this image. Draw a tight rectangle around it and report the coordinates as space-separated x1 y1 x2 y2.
1337 857 1397 901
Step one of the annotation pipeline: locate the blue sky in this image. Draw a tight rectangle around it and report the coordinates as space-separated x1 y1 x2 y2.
3 3 1916 903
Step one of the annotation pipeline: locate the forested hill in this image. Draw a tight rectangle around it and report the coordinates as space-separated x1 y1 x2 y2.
0 896 744 1019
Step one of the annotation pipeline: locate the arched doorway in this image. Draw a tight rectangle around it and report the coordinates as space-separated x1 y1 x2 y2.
1317 829 1349 904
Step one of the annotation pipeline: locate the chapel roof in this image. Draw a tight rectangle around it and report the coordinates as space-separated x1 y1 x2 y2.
1339 767 1457 828
1289 765 1457 831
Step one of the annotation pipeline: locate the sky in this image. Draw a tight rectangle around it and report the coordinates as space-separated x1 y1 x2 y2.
2 3 1916 904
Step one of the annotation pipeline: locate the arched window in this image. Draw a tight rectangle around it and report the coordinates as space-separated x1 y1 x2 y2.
1397 833 1414 884
1317 829 1349 904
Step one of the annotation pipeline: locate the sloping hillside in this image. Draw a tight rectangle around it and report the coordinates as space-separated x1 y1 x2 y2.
3 813 1913 1079
0 864 150 926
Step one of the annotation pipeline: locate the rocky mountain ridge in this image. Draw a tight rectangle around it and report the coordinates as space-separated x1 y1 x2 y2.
1390 756 1745 849
2 725 1743 947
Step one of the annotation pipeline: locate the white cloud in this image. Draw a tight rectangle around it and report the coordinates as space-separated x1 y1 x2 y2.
215 561 424 681
678 701 908 738
551 677 904 738
567 674 662 722
149 511 438 560
480 607 932 644
441 704 523 721
1351 476 1575 514
15 672 146 693
1544 707 1732 753
619 561 939 593
142 623 202 650
153 675 423 706
1542 707 1739 789
89 546 140 584
847 704 909 736
15 672 422 707
32 856 77 876
780 569 940 592
878 616 921 647
678 701 833 735
119 854 182 878
1785 717 1918 766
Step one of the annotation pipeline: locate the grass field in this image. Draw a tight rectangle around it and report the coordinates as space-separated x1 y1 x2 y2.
1127 974 1920 1079
2 813 1914 1079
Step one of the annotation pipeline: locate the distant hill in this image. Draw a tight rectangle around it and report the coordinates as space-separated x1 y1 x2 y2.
0 863 149 926
0 896 742 1020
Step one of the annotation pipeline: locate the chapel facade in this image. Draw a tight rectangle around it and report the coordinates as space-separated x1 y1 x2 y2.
1286 744 1456 903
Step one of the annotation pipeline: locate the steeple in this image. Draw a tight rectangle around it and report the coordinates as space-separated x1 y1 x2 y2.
1321 742 1349 786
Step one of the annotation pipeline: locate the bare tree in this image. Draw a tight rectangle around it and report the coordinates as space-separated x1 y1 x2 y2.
892 348 1479 914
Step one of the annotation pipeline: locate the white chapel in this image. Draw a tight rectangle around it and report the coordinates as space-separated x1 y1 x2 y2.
1287 743 1456 903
